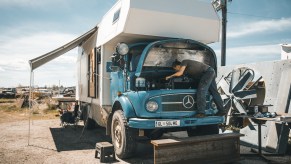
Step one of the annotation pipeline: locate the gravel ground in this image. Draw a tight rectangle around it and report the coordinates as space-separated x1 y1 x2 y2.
0 115 291 164
0 118 154 164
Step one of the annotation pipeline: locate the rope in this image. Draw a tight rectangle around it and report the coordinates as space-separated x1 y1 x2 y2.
93 73 111 80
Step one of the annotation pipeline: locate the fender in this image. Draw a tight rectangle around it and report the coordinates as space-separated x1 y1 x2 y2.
106 96 137 135
113 95 137 118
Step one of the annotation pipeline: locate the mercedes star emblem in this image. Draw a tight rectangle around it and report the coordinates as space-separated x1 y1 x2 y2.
183 95 195 109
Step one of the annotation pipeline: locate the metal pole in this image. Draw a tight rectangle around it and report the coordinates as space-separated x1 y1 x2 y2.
28 70 34 146
221 0 227 66
258 122 262 155
58 80 60 96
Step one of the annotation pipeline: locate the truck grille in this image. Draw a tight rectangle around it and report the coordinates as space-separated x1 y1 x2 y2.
161 94 197 112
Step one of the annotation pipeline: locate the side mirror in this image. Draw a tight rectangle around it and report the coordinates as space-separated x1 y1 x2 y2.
106 62 119 72
111 53 125 70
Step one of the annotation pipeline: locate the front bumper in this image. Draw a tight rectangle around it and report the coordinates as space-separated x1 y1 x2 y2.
128 116 224 129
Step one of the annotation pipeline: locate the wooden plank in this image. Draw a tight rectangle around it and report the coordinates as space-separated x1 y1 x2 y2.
152 133 242 164
89 49 96 98
151 133 243 147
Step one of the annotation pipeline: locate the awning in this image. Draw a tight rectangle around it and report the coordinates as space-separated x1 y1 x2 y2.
29 26 98 71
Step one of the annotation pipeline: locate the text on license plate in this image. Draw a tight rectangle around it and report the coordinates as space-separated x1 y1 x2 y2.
155 120 180 127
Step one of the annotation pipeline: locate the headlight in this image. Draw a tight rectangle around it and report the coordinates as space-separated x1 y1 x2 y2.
211 100 217 109
146 101 159 112
116 43 129 55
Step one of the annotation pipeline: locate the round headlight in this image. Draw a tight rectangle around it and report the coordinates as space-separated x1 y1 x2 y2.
211 100 217 109
116 43 129 55
146 101 159 112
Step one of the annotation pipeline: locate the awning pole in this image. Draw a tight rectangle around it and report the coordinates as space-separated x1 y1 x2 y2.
28 69 34 146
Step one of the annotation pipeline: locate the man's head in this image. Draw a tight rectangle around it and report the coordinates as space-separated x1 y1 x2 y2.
172 60 181 71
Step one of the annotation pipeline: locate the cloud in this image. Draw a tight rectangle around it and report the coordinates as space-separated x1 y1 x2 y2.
214 44 281 65
0 0 66 8
0 28 81 87
0 31 78 71
0 67 5 72
227 44 280 56
228 18 291 38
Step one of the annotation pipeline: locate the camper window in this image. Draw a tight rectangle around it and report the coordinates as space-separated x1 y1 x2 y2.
113 8 121 24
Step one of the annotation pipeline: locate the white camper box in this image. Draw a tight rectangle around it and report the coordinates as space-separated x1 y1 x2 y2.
77 0 220 108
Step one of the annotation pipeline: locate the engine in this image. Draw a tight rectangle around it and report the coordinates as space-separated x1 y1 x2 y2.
135 76 197 91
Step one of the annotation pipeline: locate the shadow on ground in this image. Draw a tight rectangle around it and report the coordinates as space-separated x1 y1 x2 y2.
50 125 111 152
50 125 154 163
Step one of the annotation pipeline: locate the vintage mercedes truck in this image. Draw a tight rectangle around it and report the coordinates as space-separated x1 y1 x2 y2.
29 0 224 158
28 0 291 158
75 0 225 158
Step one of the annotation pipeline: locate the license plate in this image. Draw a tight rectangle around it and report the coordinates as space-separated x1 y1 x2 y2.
155 120 180 127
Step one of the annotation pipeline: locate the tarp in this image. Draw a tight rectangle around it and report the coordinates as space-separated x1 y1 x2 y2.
29 26 98 71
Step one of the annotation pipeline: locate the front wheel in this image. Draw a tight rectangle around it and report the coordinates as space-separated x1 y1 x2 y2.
111 110 137 159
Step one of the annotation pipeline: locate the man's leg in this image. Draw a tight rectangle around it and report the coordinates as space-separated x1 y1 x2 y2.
196 68 215 117
209 80 226 115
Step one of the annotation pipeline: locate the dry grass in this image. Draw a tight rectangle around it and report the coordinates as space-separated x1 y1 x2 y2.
0 98 59 123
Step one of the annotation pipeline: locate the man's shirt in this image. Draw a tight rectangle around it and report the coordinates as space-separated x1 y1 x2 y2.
181 60 210 78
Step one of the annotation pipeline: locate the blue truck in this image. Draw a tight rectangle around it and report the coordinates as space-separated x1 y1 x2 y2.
75 0 225 158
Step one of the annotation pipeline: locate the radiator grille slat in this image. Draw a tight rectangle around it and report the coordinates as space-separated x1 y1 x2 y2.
162 94 197 112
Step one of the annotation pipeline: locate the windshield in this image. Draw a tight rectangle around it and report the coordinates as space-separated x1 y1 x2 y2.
144 47 213 68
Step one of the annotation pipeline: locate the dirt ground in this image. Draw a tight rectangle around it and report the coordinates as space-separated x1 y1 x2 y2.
1 99 291 164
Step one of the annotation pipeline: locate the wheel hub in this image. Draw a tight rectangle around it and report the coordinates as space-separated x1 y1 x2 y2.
113 121 122 148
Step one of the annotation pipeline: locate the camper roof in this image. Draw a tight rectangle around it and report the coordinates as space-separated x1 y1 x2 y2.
97 0 220 47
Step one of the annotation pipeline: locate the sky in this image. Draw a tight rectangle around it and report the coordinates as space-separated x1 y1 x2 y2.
0 0 290 88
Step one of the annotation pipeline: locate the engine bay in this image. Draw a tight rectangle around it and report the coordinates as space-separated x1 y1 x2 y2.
135 76 198 91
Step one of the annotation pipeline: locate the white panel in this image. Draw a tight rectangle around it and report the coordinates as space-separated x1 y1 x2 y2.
130 0 218 20
78 47 91 103
125 8 219 43
97 0 220 46
100 45 114 106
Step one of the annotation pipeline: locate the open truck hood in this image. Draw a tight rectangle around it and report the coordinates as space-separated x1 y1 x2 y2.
135 39 218 77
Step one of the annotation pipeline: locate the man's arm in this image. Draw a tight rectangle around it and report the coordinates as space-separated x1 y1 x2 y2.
166 66 186 80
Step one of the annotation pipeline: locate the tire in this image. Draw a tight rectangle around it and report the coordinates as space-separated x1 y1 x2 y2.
111 110 137 159
187 124 219 137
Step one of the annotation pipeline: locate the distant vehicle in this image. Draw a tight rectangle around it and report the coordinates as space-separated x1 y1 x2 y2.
33 88 52 97
21 88 30 95
60 87 75 97
0 88 16 98
3 88 16 93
